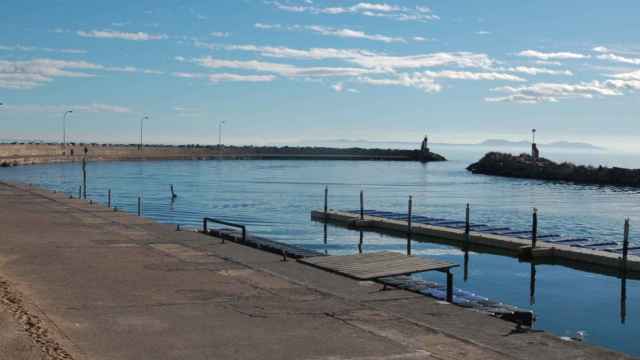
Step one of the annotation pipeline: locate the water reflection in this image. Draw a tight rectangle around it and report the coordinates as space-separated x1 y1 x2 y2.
530 263 536 306
621 273 627 324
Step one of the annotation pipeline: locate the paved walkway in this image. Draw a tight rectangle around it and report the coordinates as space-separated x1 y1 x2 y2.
0 182 633 360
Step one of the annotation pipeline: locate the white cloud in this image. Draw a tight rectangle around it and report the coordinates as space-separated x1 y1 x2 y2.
476 31 491 35
422 70 526 81
0 44 86 54
0 59 101 89
593 46 610 53
207 73 276 83
609 69 640 81
0 58 162 90
305 25 406 43
189 56 373 78
486 79 640 103
517 50 590 60
3 103 132 113
268 1 439 22
207 43 496 72
255 23 282 29
77 29 168 41
358 73 442 93
413 36 428 42
506 66 573 76
210 32 231 38
253 23 407 43
597 53 640 65
332 82 344 92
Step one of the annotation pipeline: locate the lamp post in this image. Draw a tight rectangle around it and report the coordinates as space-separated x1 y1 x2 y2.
532 128 536 144
139 115 149 151
63 110 73 148
218 120 226 146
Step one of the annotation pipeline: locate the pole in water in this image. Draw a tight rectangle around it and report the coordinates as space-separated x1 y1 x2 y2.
623 219 630 274
82 157 87 199
532 208 538 249
324 186 328 218
360 190 364 220
137 196 141 216
107 189 111 208
407 195 413 256
170 184 177 200
78 185 82 199
358 231 363 254
465 203 470 244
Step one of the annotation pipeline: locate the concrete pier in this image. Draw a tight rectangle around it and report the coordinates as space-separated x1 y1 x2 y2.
311 210 640 276
0 182 633 359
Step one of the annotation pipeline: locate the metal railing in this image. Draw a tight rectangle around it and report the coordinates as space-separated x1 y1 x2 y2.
203 217 246 242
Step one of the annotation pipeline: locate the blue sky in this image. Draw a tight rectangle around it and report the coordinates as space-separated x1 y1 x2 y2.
1 0 640 150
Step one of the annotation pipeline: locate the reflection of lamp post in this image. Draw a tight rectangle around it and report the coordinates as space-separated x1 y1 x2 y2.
63 110 73 147
218 120 226 146
139 116 149 151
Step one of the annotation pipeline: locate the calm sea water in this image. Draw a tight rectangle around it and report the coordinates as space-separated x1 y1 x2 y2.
1 146 639 355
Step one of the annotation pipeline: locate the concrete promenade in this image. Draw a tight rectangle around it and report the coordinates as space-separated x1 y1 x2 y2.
0 182 633 360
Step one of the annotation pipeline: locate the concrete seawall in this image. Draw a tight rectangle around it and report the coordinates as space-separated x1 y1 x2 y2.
0 182 632 359
0 144 445 166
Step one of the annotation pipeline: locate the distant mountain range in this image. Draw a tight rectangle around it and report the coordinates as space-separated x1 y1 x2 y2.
477 139 603 150
290 138 605 150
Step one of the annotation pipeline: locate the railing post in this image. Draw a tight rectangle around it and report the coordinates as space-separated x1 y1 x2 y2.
107 189 111 208
532 208 538 249
623 219 630 274
360 190 364 220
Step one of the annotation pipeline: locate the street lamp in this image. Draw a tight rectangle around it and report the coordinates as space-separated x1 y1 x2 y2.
218 120 226 146
63 110 73 147
532 128 537 144
139 115 149 151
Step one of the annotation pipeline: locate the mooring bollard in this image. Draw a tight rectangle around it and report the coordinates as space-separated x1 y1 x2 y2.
360 190 364 220
532 208 538 249
623 219 630 274
107 189 111 208
324 186 328 218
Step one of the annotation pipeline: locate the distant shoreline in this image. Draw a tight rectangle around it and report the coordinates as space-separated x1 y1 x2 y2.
0 143 446 167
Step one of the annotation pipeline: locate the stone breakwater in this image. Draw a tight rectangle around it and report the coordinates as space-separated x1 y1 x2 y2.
0 144 446 167
467 152 640 187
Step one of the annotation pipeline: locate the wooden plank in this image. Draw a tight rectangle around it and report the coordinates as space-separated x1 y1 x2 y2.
299 251 457 280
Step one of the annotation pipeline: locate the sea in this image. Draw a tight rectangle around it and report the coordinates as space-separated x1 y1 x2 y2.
1 144 639 355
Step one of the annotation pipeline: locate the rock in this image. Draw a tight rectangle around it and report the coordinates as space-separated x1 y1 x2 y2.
467 152 640 187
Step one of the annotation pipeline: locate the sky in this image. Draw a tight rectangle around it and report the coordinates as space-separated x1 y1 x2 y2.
1 0 640 150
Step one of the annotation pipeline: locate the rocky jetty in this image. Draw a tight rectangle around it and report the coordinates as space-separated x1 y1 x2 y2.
467 152 640 187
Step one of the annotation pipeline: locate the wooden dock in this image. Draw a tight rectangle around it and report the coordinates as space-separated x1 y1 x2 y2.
300 251 457 301
311 209 640 275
